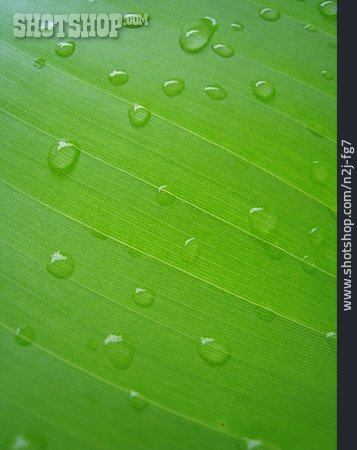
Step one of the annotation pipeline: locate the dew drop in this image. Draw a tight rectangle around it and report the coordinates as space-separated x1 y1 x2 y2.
318 1 337 19
183 237 200 262
4 433 45 450
156 185 175 206
321 69 334 80
162 79 185 97
311 160 329 183
204 84 227 100
128 104 151 127
304 24 316 32
197 337 231 366
252 81 275 100
326 331 337 352
231 22 244 31
47 140 80 174
47 251 74 279
104 334 134 369
249 207 277 237
301 255 317 274
211 43 235 58
55 41 75 57
179 17 218 53
259 8 281 22
108 70 128 86
309 227 324 248
236 437 272 450
255 306 276 323
15 325 36 347
129 390 148 411
34 58 46 69
133 288 155 307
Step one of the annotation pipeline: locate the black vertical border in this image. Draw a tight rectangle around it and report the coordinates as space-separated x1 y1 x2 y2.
338 1 356 449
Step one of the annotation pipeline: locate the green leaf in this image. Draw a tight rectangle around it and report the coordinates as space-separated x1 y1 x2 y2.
0 0 336 449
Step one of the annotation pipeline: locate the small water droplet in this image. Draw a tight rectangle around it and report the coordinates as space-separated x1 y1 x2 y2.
34 58 46 69
156 185 175 206
108 70 128 86
4 433 45 450
133 288 155 307
255 306 276 323
204 84 227 100
128 104 151 127
197 337 231 366
249 207 277 237
326 331 337 352
304 24 316 32
179 17 218 53
252 81 275 100
211 43 235 58
129 390 148 411
321 69 334 80
301 255 317 274
236 437 269 450
183 237 200 262
259 8 281 22
309 227 324 248
104 334 134 369
55 41 75 57
15 325 35 346
231 22 244 31
318 1 337 19
311 160 329 183
162 79 185 97
47 251 74 279
47 140 80 174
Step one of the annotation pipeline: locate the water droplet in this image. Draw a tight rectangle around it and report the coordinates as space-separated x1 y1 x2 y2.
252 81 275 100
47 251 74 279
55 41 75 57
179 17 217 53
326 331 337 352
204 84 227 100
249 207 277 237
263 243 284 260
211 43 235 58
259 8 281 22
255 306 276 323
4 433 45 450
108 70 128 86
236 437 270 450
304 24 316 32
318 1 337 19
15 325 35 346
197 337 231 366
123 13 147 28
309 227 324 248
133 288 155 307
162 79 185 97
182 237 200 262
47 140 80 174
128 104 151 127
311 160 329 183
34 58 46 69
231 22 244 31
322 69 334 80
104 334 134 369
301 255 317 274
129 390 148 411
156 185 175 206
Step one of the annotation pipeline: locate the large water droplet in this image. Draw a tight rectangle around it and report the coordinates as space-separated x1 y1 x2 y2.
198 337 231 366
47 251 74 279
309 227 324 248
259 8 281 21
304 24 316 32
252 81 275 100
108 70 128 85
249 207 277 237
129 390 148 411
128 104 151 127
326 331 337 352
15 325 36 346
162 79 185 97
104 334 134 369
156 185 175 206
231 22 244 31
133 288 155 307
321 69 334 80
47 140 80 174
311 160 329 183
182 237 200 262
34 58 46 69
255 306 277 322
318 1 337 19
4 433 45 450
301 255 317 274
211 43 235 58
204 84 227 100
55 41 75 57
179 17 217 53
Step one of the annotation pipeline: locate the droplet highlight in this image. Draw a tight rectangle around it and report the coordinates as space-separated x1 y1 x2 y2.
249 207 277 237
183 237 200 262
128 104 151 127
162 79 185 97
4 433 45 450
322 69 334 80
34 58 46 69
304 24 316 32
309 227 324 248
326 331 337 352
156 185 175 206
259 8 281 22
236 437 273 450
311 160 329 183
133 288 155 307
129 390 148 411
47 251 74 279
204 84 227 100
301 255 317 274
318 1 337 19
198 337 231 366
108 70 128 85
252 81 275 100
15 325 36 346
47 140 80 174
231 22 244 31
211 43 235 58
179 17 217 53
55 41 75 57
104 334 134 369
